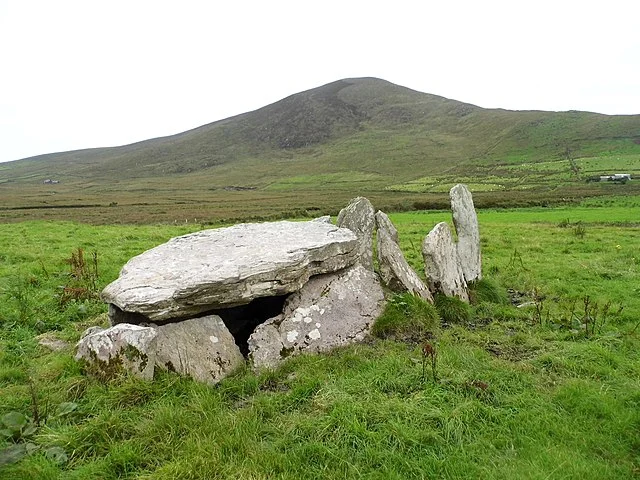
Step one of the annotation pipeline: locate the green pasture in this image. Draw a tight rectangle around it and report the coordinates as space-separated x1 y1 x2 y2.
386 153 640 193
0 198 639 478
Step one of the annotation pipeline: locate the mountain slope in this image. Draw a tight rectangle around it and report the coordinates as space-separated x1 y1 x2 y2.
3 77 639 183
1 77 639 224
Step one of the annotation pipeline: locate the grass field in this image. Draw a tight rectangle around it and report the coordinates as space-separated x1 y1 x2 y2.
1 198 639 478
1 175 639 226
386 154 640 194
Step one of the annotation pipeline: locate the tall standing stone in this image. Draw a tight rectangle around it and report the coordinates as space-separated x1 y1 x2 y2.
422 222 469 302
337 197 376 270
450 184 482 283
376 211 433 302
374 210 399 243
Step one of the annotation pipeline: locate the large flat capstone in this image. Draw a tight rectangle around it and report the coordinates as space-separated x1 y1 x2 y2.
103 220 359 323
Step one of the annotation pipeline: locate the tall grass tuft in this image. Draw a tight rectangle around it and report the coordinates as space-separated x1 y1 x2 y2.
573 222 587 238
5 277 34 326
371 293 439 342
468 278 508 305
434 294 472 324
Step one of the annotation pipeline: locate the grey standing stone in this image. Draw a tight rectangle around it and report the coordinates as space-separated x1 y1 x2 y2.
450 184 482 282
102 220 358 324
75 324 157 380
422 222 469 302
377 225 433 302
153 315 244 385
337 197 376 270
248 264 385 370
374 210 399 243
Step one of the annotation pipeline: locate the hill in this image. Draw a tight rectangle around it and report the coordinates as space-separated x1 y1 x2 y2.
1 77 639 223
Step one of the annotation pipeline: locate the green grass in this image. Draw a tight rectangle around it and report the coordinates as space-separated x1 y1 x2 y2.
434 294 473 325
1 199 640 478
371 293 440 341
387 154 640 194
468 279 509 305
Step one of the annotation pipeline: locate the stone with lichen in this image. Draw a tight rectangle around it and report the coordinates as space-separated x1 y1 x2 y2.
103 220 359 324
376 211 433 302
337 197 376 270
248 264 384 370
152 315 244 385
450 184 481 283
422 222 469 302
75 324 157 380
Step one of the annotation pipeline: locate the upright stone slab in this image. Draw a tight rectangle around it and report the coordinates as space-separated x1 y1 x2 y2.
375 210 399 243
248 264 385 370
422 222 469 302
337 197 376 270
103 220 359 324
75 324 157 380
376 212 433 302
450 184 481 283
153 315 244 385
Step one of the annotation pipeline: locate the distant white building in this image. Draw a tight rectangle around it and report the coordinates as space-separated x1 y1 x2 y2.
599 174 631 182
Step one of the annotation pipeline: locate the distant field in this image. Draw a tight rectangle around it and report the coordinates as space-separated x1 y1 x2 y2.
1 162 639 225
386 153 640 193
1 198 639 478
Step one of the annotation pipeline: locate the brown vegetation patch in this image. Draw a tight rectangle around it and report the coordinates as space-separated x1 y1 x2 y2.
485 341 540 362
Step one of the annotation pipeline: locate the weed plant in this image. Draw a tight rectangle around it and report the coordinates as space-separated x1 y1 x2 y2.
573 221 587 238
59 248 99 305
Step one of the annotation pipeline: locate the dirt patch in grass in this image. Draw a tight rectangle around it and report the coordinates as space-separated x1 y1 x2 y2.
485 340 540 362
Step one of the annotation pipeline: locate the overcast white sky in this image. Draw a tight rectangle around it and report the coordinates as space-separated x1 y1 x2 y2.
1 0 639 163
